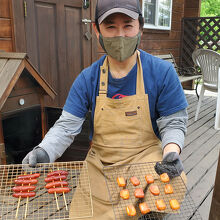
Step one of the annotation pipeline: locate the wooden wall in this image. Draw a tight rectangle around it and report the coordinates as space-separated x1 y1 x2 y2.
0 0 201 66
140 0 185 64
184 0 201 18
0 0 14 52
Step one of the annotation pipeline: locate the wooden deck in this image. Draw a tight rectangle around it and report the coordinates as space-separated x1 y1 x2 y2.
182 91 220 220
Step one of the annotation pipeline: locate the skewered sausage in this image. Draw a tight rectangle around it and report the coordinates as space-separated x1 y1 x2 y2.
156 199 166 211
169 199 180 210
48 187 70 194
134 188 144 198
47 170 68 177
149 184 160 195
120 189 129 200
145 174 154 184
12 185 36 192
160 173 170 183
126 205 136 216
116 177 126 187
12 192 36 198
14 179 38 185
44 175 67 183
130 176 140 186
17 173 40 179
139 202 151 214
45 181 69 189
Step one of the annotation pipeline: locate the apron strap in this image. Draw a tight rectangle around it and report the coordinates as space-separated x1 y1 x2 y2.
136 50 145 96
99 57 108 96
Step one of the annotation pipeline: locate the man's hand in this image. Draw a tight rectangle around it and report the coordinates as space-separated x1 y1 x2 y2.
22 147 50 167
154 143 183 178
155 152 184 178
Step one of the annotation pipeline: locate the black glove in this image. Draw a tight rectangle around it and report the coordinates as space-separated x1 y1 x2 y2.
154 152 184 178
22 147 50 167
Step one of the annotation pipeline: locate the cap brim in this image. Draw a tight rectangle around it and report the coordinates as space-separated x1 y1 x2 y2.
98 8 139 24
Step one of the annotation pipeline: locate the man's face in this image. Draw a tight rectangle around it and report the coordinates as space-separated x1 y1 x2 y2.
95 13 140 38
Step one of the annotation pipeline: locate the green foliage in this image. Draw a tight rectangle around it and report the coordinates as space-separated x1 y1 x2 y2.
201 0 220 17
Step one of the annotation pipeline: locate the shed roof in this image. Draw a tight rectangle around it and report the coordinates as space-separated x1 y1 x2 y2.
0 52 57 110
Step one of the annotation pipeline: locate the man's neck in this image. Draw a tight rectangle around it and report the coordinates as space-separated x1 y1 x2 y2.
108 51 137 79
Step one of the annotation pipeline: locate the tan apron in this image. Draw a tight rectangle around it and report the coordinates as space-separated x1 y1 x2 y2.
69 51 186 219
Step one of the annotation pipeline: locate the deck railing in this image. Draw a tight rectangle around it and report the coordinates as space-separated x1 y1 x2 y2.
180 16 220 68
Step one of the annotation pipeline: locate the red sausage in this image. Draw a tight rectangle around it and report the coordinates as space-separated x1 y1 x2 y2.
12 185 36 192
13 192 36 198
44 175 67 183
48 187 70 194
17 173 40 179
45 181 69 189
14 179 38 185
47 170 68 177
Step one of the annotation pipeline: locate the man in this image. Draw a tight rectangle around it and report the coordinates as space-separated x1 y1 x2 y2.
23 0 188 219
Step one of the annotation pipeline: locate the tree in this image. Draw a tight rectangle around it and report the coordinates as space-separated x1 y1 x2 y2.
200 0 220 17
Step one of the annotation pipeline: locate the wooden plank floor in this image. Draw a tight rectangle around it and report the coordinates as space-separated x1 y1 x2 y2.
182 91 220 220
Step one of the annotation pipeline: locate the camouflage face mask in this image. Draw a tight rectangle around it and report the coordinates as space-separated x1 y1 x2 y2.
99 32 141 62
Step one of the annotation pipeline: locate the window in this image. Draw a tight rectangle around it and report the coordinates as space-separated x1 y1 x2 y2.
142 0 173 30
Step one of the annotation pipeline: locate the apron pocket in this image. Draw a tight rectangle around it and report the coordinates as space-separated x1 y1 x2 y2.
95 107 143 146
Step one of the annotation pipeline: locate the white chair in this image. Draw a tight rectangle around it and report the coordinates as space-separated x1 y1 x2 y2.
192 49 220 130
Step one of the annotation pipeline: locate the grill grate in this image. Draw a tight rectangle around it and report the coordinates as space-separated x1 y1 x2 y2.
103 162 202 220
0 161 93 220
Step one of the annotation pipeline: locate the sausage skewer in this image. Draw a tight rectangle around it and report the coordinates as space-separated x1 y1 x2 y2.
53 184 60 210
15 193 21 218
49 169 60 211
24 171 32 219
47 168 69 211
15 171 28 219
57 168 68 211
14 171 39 219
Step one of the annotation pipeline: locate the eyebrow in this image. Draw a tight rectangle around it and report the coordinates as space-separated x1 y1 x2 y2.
103 18 133 25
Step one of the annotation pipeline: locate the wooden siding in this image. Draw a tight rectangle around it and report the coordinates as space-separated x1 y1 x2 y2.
184 0 201 18
0 0 14 52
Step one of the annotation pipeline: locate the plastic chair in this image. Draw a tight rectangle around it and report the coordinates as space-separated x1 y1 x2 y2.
192 49 220 130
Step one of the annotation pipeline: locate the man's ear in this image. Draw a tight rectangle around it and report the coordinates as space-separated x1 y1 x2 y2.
92 23 100 39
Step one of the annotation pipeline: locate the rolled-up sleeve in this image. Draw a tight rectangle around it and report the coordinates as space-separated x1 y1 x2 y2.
38 110 85 162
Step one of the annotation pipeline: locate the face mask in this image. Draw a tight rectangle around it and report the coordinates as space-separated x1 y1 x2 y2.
99 32 141 62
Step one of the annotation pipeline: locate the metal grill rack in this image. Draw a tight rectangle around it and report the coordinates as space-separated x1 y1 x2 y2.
0 161 93 220
103 162 202 220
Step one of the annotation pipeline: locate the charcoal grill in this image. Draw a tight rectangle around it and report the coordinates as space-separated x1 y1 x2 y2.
0 161 93 220
103 162 202 220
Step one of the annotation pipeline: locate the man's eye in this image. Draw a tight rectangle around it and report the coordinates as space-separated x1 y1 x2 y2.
107 26 115 29
125 25 133 28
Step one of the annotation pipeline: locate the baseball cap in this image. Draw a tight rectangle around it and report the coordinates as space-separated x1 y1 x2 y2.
95 0 142 24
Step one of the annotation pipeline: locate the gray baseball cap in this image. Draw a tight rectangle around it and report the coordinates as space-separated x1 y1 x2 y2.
95 0 142 24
